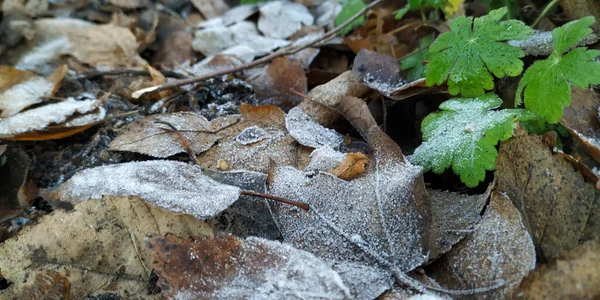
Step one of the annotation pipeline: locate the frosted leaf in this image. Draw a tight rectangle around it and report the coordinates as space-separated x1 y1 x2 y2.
109 112 239 158
258 1 314 39
304 146 346 172
0 98 101 136
146 234 351 299
286 106 344 149
49 160 241 220
0 68 54 118
332 261 394 299
235 125 268 145
505 31 600 57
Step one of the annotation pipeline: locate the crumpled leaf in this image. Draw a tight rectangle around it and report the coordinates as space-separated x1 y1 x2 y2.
411 93 532 187
0 195 214 299
257 1 313 39
48 160 241 220
0 98 106 141
146 233 351 299
109 112 239 158
496 129 600 261
427 191 536 299
518 240 600 299
270 96 435 298
426 7 532 96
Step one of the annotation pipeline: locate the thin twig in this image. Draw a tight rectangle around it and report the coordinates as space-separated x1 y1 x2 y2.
132 0 384 99
81 69 186 79
241 190 309 211
154 120 202 166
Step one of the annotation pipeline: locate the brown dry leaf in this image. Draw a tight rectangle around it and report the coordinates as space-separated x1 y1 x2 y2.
48 160 241 220
197 104 304 173
561 87 600 163
151 30 195 68
251 56 307 110
62 24 142 68
518 240 600 299
0 195 213 299
146 233 350 299
109 112 239 158
109 0 148 9
559 0 600 32
496 129 600 261
329 152 368 180
110 11 158 52
123 66 171 101
270 96 435 298
0 98 105 141
191 0 229 19
0 146 30 222
427 191 536 299
21 270 70 300
0 65 67 117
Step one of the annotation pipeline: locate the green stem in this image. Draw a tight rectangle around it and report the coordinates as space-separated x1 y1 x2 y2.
532 0 560 28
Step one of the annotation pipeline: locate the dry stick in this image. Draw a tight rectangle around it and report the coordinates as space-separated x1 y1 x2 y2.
81 69 186 79
132 0 384 99
154 120 310 211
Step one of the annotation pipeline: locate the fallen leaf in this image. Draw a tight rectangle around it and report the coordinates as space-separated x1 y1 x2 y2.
109 0 148 9
146 233 350 299
329 152 369 180
48 160 241 220
495 129 600 261
109 112 239 158
197 104 305 173
0 65 67 117
0 98 105 140
20 270 70 300
257 1 314 39
191 0 229 19
270 96 435 297
150 30 195 68
561 86 600 163
0 195 214 299
286 106 345 149
518 239 600 299
426 191 536 298
250 56 307 110
192 20 288 57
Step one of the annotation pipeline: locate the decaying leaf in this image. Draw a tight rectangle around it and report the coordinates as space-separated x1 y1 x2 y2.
20 270 70 300
286 106 345 149
109 112 239 158
0 195 214 299
0 98 105 140
496 129 600 261
329 152 368 180
146 233 350 299
518 240 600 299
427 191 536 299
197 104 305 173
270 96 435 297
0 65 66 117
48 160 241 220
351 49 412 99
561 86 600 163
257 1 313 39
250 56 307 110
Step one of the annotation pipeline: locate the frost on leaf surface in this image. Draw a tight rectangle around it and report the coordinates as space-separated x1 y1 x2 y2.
516 17 600 123
49 160 240 219
411 93 531 187
146 234 350 299
426 7 532 97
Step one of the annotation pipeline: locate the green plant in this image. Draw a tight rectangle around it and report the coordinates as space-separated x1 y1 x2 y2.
394 0 460 20
425 7 532 97
516 16 600 123
335 0 367 35
411 93 534 187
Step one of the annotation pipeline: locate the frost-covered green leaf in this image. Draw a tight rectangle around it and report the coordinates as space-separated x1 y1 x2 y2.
400 35 432 81
336 0 366 36
411 93 534 187
516 17 600 124
426 7 532 97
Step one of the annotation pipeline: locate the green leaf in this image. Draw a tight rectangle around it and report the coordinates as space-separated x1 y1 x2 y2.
426 7 532 97
400 35 432 81
394 0 450 20
335 0 367 36
411 93 533 187
516 17 600 123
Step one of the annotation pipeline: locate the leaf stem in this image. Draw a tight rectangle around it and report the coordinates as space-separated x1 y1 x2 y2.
532 0 559 28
